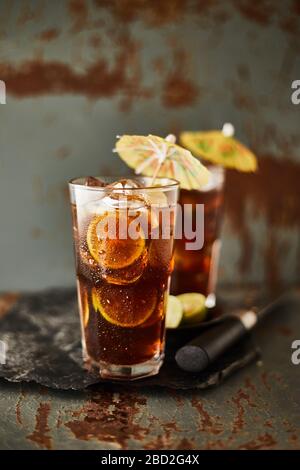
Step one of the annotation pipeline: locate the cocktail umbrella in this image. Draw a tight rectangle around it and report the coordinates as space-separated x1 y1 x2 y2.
114 134 211 190
180 123 257 172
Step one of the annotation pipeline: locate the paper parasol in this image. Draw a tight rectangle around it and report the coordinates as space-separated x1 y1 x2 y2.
180 123 257 172
114 134 211 190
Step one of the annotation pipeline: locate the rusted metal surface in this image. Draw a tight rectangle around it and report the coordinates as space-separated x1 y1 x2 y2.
0 0 299 290
0 287 299 450
0 1 299 447
225 157 300 290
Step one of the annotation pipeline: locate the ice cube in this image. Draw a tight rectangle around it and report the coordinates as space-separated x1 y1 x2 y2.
106 178 142 192
84 176 106 187
101 193 146 210
84 198 108 215
82 183 146 213
103 179 146 210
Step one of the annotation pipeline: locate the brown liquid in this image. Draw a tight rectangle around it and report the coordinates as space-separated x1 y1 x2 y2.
71 203 174 366
171 186 224 296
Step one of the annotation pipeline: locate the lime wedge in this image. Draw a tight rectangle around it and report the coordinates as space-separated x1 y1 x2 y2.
177 293 207 324
166 295 183 329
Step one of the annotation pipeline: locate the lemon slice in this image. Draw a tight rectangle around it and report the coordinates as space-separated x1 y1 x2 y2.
92 284 157 328
177 293 207 324
102 250 148 285
166 295 183 329
87 212 146 270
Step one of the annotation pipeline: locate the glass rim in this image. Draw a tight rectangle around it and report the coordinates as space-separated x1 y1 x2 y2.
69 176 180 192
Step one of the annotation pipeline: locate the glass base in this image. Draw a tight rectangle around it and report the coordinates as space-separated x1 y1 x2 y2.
86 354 163 381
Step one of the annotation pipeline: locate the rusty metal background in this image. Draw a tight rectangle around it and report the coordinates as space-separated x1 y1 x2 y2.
0 0 299 291
0 287 299 450
0 1 299 451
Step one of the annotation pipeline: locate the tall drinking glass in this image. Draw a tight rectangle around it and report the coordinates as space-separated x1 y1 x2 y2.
171 165 225 308
69 176 179 380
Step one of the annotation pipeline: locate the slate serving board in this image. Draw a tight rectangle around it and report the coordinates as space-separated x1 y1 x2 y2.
0 288 260 391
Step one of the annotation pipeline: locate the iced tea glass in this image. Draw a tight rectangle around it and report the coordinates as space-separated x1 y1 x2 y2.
171 166 225 308
69 176 179 380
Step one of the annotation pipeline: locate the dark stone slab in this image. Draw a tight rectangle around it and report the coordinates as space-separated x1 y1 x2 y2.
0 289 260 391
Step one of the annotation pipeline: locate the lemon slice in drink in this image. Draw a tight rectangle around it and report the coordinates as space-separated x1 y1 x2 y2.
87 212 145 270
177 293 207 325
92 284 157 328
166 295 183 329
101 251 148 285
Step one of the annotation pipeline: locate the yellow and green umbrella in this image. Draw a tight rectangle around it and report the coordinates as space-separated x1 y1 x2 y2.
114 134 211 190
180 123 257 172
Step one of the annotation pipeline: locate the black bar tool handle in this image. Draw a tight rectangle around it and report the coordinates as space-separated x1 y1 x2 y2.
175 317 247 373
